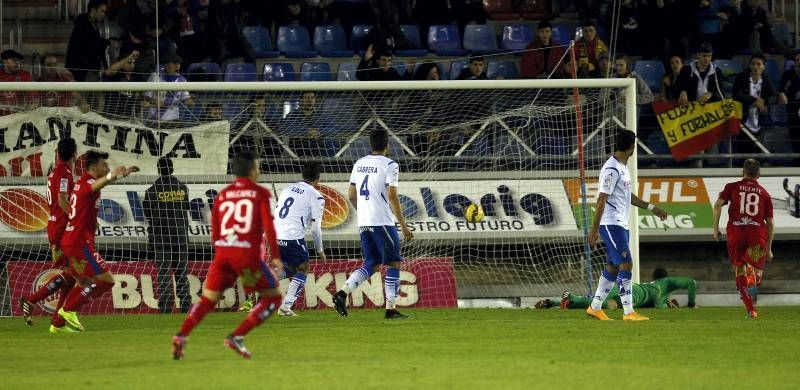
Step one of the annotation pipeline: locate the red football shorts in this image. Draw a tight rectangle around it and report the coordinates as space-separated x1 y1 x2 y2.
47 224 68 267
49 243 68 268
62 243 110 278
727 228 768 269
205 249 279 294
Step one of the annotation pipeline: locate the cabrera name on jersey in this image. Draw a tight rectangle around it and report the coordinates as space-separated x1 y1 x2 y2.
350 155 399 227
598 156 632 229
275 181 324 240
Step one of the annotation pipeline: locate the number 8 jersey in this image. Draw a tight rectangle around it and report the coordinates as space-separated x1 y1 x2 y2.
349 154 399 227
212 177 280 259
274 181 324 241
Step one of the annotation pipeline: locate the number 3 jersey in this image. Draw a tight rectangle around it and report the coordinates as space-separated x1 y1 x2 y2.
61 172 101 247
274 181 325 243
212 177 280 259
349 154 399 227
719 178 773 233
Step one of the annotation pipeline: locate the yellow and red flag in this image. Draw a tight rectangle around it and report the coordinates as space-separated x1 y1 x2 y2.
652 99 743 161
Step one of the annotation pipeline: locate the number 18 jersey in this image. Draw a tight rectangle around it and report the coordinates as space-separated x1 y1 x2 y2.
349 154 399 227
719 177 773 233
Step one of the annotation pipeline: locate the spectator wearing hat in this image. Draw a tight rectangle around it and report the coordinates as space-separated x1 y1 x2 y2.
677 42 723 106
65 0 110 82
142 157 192 314
142 53 194 124
0 49 38 115
521 21 567 79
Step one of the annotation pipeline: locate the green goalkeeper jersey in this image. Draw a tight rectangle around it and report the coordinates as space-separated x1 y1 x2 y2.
631 276 697 308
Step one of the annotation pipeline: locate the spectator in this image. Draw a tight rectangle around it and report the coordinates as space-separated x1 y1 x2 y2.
677 42 723 106
143 53 194 125
103 50 141 120
206 0 256 65
363 0 413 52
412 0 451 45
661 56 685 101
740 0 792 57
65 0 110 82
590 52 612 78
456 56 487 80
164 0 208 68
0 49 38 115
614 54 654 106
521 21 567 79
203 101 224 122
614 0 644 56
142 157 192 314
733 53 776 153
573 20 608 75
412 61 441 80
284 91 334 157
37 54 87 111
230 94 283 166
356 44 409 81
119 23 156 82
452 0 487 31
778 51 800 164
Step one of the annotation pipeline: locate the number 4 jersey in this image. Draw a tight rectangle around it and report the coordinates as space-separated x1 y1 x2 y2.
212 177 280 259
349 154 399 227
719 177 773 233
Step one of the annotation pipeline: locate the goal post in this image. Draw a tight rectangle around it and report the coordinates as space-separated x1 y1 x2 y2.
0 77 638 316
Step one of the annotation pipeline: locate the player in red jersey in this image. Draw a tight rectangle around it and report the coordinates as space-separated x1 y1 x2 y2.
172 151 282 360
19 138 78 327
713 159 774 318
50 150 139 334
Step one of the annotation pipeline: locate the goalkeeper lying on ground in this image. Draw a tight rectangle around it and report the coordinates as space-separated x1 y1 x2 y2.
536 268 697 310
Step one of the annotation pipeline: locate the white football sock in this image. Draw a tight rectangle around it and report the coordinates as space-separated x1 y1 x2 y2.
341 267 369 294
590 272 616 311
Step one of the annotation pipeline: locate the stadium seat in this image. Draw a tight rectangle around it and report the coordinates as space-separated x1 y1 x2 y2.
772 23 793 48
263 63 296 81
392 59 408 76
337 62 358 81
224 63 257 82
714 59 744 78
483 0 518 21
698 17 721 34
300 62 333 81
186 62 222 81
449 59 468 80
397 25 429 57
350 25 372 52
765 58 781 84
242 26 280 58
486 60 519 79
463 24 500 54
313 25 353 57
550 22 572 46
427 25 468 56
633 60 666 93
501 24 534 52
277 25 318 58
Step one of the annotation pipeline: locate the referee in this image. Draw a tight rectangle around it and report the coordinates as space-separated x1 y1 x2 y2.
143 157 192 313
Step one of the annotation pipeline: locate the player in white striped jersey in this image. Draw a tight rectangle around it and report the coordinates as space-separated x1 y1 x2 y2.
274 162 326 316
332 129 414 319
586 129 668 321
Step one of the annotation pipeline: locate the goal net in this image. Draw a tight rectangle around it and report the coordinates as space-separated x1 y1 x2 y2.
0 76 637 317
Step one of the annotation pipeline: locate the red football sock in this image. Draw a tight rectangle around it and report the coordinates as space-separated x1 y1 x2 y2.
736 275 756 312
62 280 114 312
50 275 76 324
179 296 216 337
26 273 71 303
232 295 282 337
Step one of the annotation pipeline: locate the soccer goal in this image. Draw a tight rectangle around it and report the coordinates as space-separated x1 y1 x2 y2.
0 77 637 316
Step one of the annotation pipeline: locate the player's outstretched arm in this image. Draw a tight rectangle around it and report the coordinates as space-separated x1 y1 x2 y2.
712 198 726 241
387 186 413 242
91 166 139 192
631 194 667 220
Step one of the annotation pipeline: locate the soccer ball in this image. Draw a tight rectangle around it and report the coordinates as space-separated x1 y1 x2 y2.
464 203 484 223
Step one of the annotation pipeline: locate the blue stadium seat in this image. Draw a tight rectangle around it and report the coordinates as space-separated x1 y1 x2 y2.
337 62 357 81
397 25 428 57
242 26 280 58
772 23 793 48
350 25 372 52
463 24 500 54
187 62 222 81
714 59 744 78
277 25 318 58
486 60 519 79
765 58 781 85
313 25 353 57
550 22 572 46
449 59 468 80
263 63 296 81
224 63 257 82
633 60 666 93
698 17 721 34
501 24 534 52
300 62 333 81
427 25 468 56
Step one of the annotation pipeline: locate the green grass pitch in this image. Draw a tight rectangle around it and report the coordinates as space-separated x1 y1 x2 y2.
2 307 799 389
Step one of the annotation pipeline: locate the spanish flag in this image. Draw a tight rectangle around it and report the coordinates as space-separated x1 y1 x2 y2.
652 99 743 161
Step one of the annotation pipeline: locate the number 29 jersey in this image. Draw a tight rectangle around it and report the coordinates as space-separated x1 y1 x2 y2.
349 154 399 227
211 177 280 259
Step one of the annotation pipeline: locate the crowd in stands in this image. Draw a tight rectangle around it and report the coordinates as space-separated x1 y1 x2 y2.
0 0 798 166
